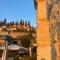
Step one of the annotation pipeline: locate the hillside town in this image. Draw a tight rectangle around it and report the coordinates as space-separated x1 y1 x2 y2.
0 0 60 60
0 19 36 60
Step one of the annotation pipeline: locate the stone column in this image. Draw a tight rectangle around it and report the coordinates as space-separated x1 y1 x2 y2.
36 0 51 60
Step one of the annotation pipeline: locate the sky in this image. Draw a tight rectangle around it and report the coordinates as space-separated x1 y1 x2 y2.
0 0 36 27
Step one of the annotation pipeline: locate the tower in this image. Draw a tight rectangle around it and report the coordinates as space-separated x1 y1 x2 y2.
34 0 51 60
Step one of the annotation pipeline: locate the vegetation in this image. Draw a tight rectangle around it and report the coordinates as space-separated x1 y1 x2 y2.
0 18 36 60
0 18 31 27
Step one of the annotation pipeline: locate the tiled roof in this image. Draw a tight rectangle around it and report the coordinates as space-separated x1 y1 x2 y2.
0 38 4 43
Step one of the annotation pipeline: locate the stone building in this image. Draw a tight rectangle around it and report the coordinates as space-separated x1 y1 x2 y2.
0 20 36 60
34 0 60 60
0 20 36 48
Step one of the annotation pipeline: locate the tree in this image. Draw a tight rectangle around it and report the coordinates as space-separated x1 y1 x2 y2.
22 20 24 25
25 21 27 26
10 21 14 26
28 21 30 26
15 20 19 25
3 18 7 26
20 19 24 25
0 20 3 27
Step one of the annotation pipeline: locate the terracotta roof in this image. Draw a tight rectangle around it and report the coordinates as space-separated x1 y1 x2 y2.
0 38 5 43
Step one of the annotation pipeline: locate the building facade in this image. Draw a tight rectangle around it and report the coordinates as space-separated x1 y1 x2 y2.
34 0 60 60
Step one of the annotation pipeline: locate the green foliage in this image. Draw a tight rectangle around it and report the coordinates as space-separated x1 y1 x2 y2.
28 21 30 26
3 18 7 25
20 19 24 25
15 20 18 25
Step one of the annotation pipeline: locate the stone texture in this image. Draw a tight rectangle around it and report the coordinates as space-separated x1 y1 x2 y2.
36 0 60 60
